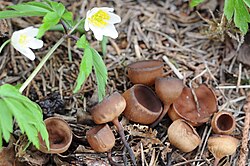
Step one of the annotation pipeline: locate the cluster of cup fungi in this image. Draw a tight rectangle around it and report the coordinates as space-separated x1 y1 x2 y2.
38 59 239 166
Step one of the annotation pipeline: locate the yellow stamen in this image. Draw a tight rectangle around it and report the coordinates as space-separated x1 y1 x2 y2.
18 34 28 46
88 10 110 28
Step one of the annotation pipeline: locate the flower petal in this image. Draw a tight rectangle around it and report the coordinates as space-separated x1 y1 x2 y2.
98 7 114 12
27 38 43 49
11 32 20 46
89 24 104 41
13 45 35 60
85 10 91 31
87 7 101 18
102 24 118 39
107 13 121 24
17 27 38 37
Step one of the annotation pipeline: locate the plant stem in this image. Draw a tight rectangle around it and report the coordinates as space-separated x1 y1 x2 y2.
19 37 64 93
112 117 137 166
0 39 10 54
19 18 84 93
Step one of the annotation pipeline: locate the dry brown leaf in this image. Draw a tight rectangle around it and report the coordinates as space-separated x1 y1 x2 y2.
125 124 162 147
237 44 250 66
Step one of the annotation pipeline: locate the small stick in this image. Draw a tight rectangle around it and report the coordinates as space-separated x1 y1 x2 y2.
162 56 183 80
237 93 250 166
188 69 208 113
216 85 250 89
236 63 242 93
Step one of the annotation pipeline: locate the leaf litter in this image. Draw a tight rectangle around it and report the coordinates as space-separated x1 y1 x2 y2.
0 0 249 165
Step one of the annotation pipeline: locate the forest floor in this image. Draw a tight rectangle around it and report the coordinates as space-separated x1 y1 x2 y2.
0 0 249 165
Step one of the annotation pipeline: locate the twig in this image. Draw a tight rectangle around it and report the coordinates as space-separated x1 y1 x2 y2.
188 69 208 113
141 143 145 166
237 93 250 166
162 56 183 80
236 63 242 93
133 36 142 59
216 85 250 89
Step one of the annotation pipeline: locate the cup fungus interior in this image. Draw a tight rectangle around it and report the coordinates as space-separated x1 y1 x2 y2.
173 85 217 125
217 114 234 131
128 60 163 70
134 85 162 113
39 118 72 150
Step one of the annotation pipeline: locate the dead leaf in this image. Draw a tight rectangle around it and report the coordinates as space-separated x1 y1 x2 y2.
237 44 250 66
125 124 162 147
0 136 21 166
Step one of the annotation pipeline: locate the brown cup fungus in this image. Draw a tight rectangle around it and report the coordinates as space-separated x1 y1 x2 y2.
151 77 184 128
86 124 115 153
168 119 201 152
90 92 136 165
87 124 122 166
123 84 163 125
168 84 217 126
38 117 72 154
127 60 164 85
211 111 236 135
208 135 239 166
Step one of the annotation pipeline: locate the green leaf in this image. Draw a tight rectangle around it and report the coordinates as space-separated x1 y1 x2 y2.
0 10 45 19
0 127 2 148
73 47 93 93
190 0 205 7
224 0 235 20
8 4 50 13
27 1 53 11
243 0 250 7
76 35 89 49
0 84 49 149
62 11 73 23
91 48 108 101
0 100 13 142
37 11 60 38
50 1 65 17
234 0 250 34
101 36 108 56
0 1 52 19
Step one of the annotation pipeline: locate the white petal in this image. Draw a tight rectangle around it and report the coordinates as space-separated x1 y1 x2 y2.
13 45 36 60
27 38 43 49
107 13 121 24
85 10 91 31
98 7 114 12
87 7 100 18
89 24 104 41
102 24 118 39
93 29 104 41
11 32 20 46
17 27 38 37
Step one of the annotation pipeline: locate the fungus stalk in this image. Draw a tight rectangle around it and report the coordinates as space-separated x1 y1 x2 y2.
112 117 137 166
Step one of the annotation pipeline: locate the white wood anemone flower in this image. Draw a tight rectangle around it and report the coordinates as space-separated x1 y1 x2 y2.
11 27 43 61
85 7 121 41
